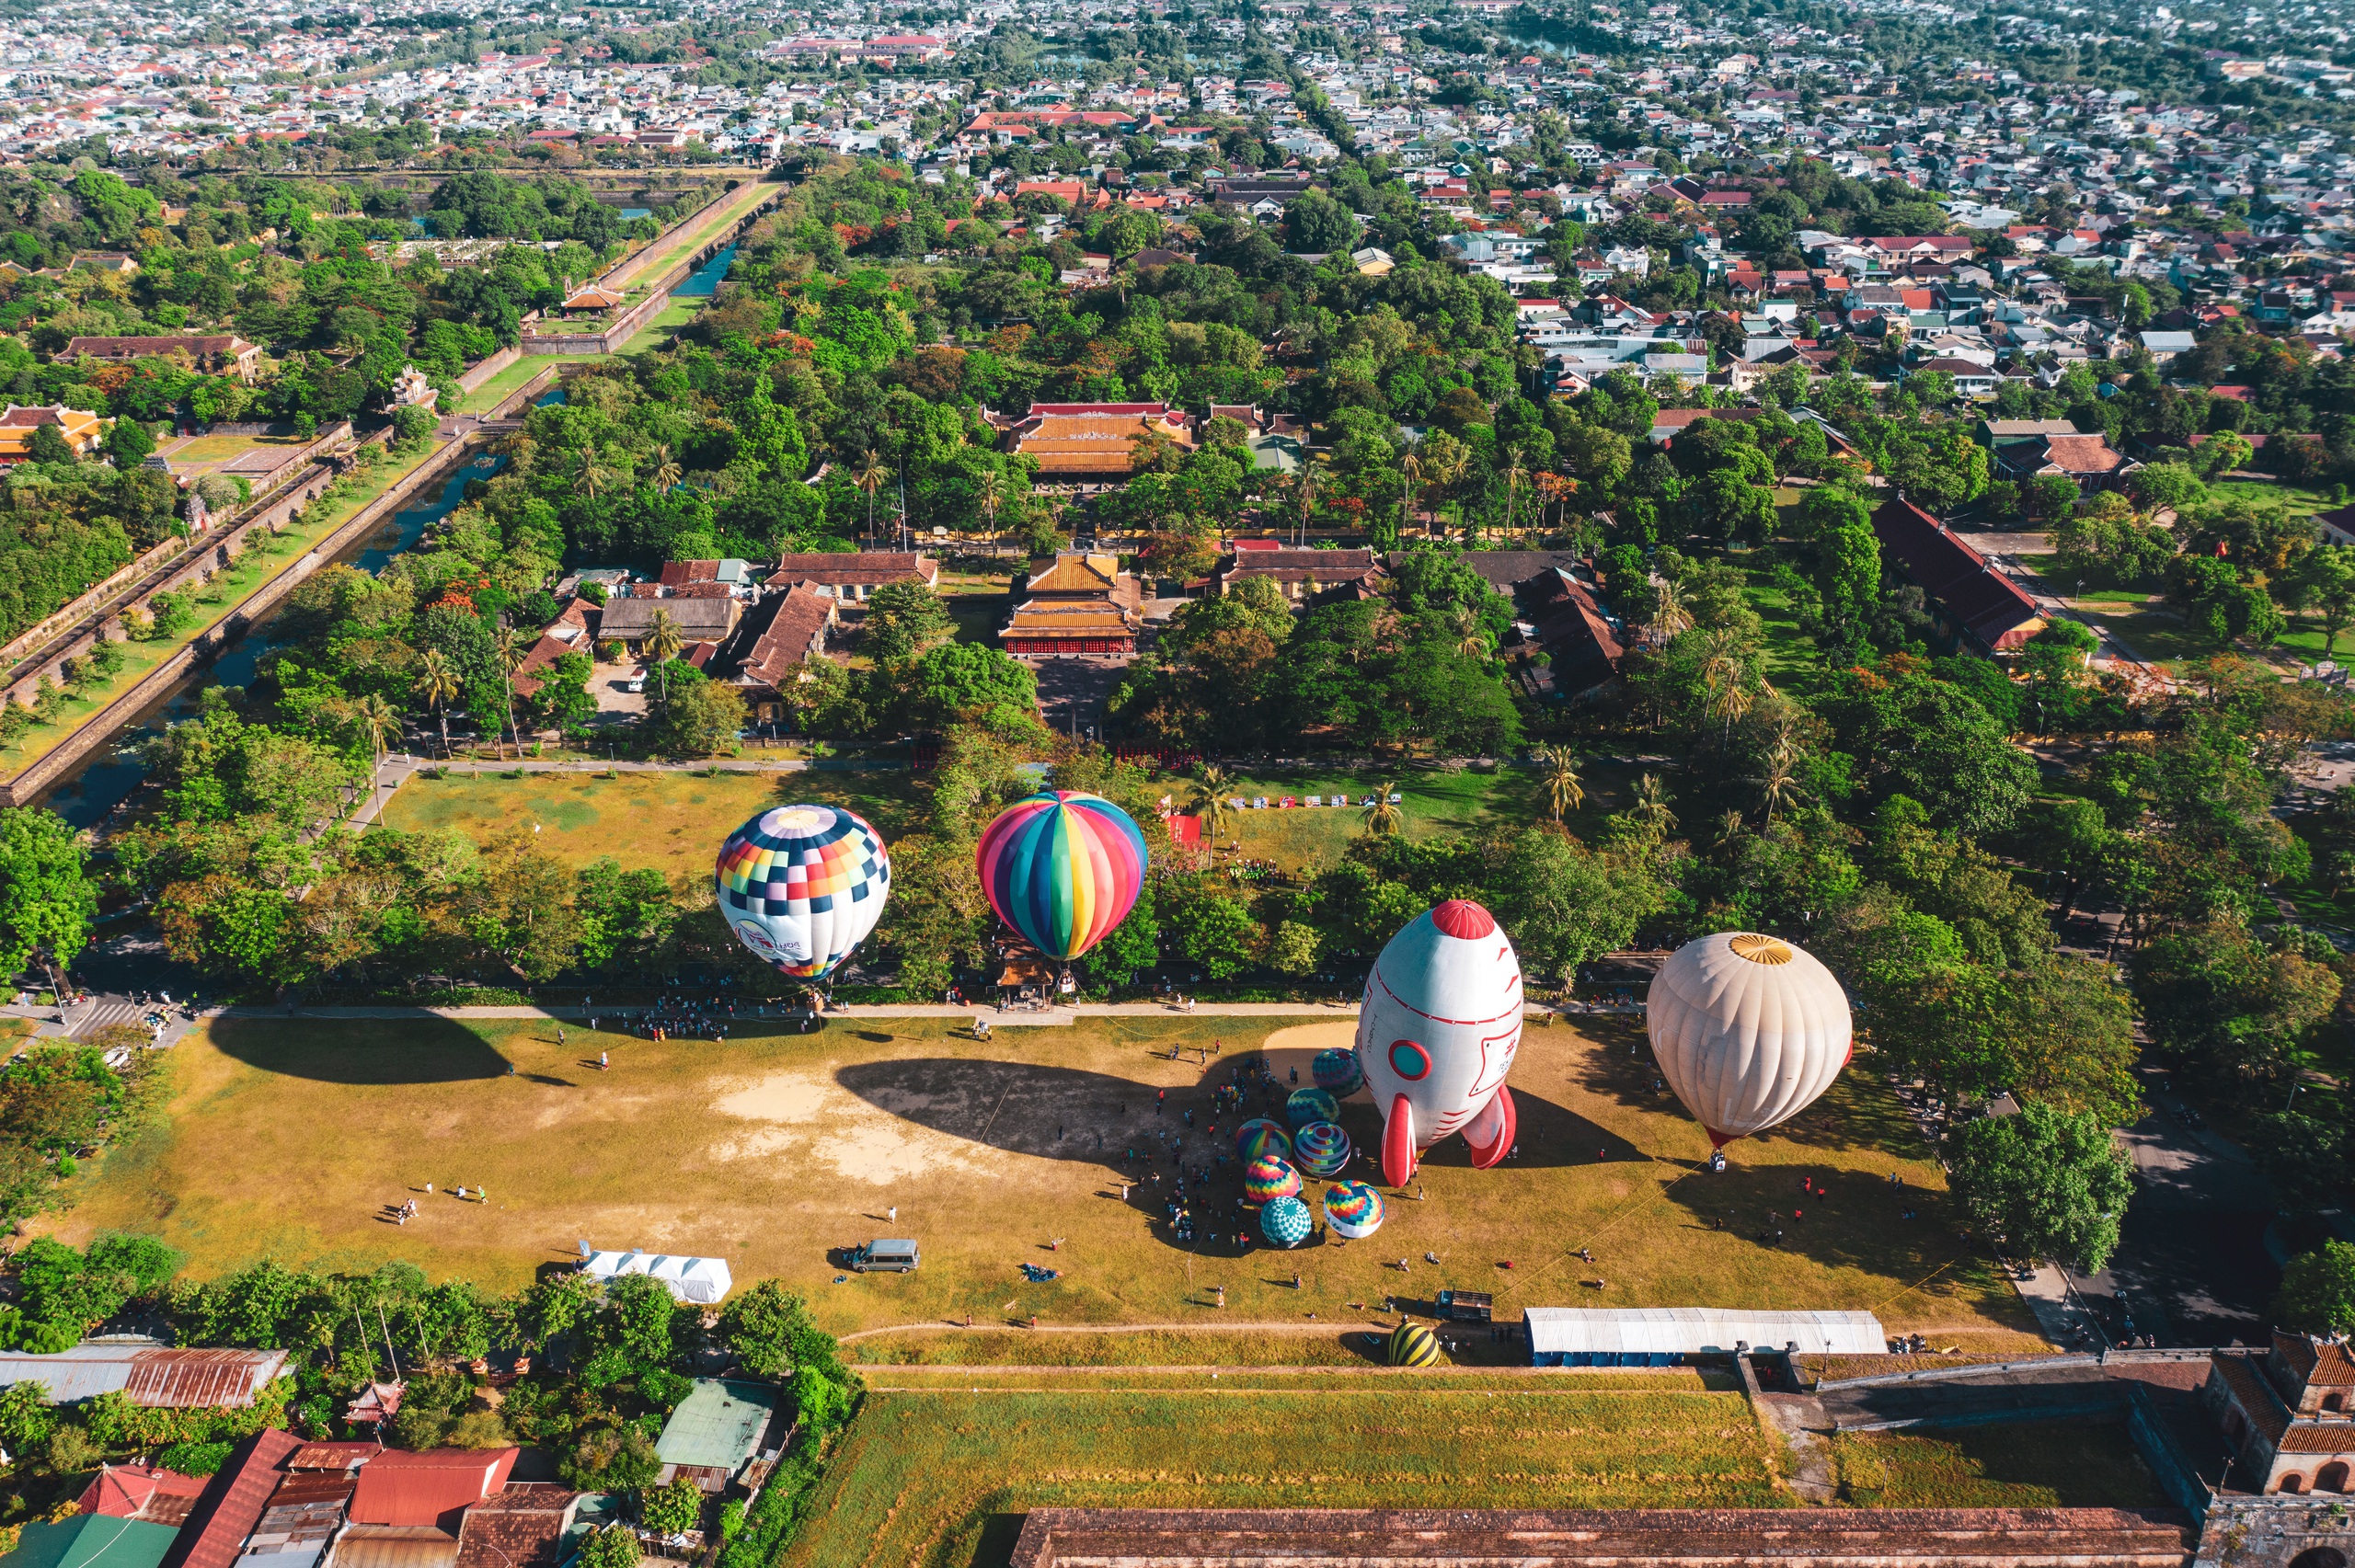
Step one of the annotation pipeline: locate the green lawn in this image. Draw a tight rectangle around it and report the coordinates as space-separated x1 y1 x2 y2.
787 1379 1789 1567
456 355 603 417
2210 478 2338 517
0 441 450 784
604 180 776 292
1194 766 1546 870
1830 1419 2165 1508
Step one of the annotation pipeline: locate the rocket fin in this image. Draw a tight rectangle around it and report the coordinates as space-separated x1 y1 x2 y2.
1465 1085 1516 1170
1382 1093 1417 1188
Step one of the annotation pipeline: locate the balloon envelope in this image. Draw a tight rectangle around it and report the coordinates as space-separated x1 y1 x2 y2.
1323 1180 1385 1239
715 804 890 980
1243 1154 1304 1207
1313 1047 1365 1098
1647 931 1853 1148
1260 1195 1313 1247
1293 1121 1352 1178
976 791 1148 961
1387 1322 1442 1367
1235 1118 1292 1163
1284 1087 1339 1129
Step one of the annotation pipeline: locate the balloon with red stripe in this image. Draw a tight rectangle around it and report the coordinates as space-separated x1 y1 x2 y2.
975 790 1149 962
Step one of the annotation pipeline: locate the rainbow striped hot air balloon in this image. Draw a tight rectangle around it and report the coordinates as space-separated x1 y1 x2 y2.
1259 1195 1313 1248
715 804 890 980
1285 1087 1339 1129
1313 1047 1365 1098
976 791 1148 962
1293 1121 1352 1178
1243 1154 1304 1207
1235 1118 1292 1164
1324 1181 1385 1240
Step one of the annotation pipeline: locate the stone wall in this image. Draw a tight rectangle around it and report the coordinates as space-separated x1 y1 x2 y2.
2194 1496 2355 1568
457 344 523 393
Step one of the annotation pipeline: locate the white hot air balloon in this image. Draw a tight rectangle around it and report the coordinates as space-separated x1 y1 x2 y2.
1646 931 1852 1149
1356 898 1523 1186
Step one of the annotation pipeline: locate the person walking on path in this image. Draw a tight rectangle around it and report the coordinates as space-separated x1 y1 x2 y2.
888 1205 898 1223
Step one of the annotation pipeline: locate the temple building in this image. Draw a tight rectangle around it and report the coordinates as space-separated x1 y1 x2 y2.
2204 1332 2355 1494
1001 552 1143 657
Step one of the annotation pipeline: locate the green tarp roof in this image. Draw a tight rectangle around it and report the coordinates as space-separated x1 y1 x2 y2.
654 1379 777 1471
5 1516 183 1568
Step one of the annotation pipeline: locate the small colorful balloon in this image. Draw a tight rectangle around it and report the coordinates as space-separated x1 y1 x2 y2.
1323 1181 1386 1240
1293 1121 1352 1179
1242 1154 1304 1207
1313 1047 1365 1097
1235 1118 1292 1163
1285 1087 1339 1129
1259 1194 1313 1248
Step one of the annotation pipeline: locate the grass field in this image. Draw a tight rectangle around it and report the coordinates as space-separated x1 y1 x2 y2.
456 355 604 417
47 1013 2044 1348
1829 1419 2165 1508
380 770 923 883
604 180 777 295
0 441 450 784
786 1379 1788 1568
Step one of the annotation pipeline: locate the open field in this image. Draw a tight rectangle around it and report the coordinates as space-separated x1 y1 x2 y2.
0 441 449 784
47 1013 2044 1347
1829 1419 2165 1508
151 430 317 486
605 180 776 296
785 1379 1789 1568
455 354 603 416
380 769 922 883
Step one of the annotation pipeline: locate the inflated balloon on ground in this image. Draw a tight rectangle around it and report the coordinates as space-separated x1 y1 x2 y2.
1242 1154 1304 1207
1312 1047 1364 1097
1235 1118 1292 1163
1647 931 1853 1149
1259 1194 1313 1247
1323 1181 1386 1239
1356 899 1524 1186
714 804 890 980
1284 1087 1339 1129
1387 1322 1442 1367
1293 1121 1352 1178
975 791 1147 961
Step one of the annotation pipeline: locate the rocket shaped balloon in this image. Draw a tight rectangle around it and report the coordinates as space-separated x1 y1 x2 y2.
1355 899 1523 1187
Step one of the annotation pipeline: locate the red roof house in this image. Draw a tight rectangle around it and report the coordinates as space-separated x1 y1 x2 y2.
350 1450 521 1533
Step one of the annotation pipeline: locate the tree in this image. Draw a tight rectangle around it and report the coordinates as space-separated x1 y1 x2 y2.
106 418 156 468
1091 883 1161 984
2271 1240 2355 1336
0 808 97 982
714 1279 839 1380
853 449 890 541
415 648 463 755
642 609 684 707
1361 784 1403 837
863 579 951 662
1282 188 1356 254
349 692 399 770
649 671 746 757
1166 892 1261 979
902 643 1037 729
1534 743 1583 823
577 1525 643 1568
1812 492 1881 638
28 423 75 466
2289 544 2355 654
642 1478 704 1537
1946 1101 2134 1272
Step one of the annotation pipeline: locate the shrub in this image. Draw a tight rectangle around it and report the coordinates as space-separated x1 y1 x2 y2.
156 1440 234 1476
641 1475 703 1536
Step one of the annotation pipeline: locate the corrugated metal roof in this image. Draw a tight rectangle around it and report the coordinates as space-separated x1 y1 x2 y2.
160 1428 305 1568
9 1514 184 1568
0 1345 286 1409
328 1528 462 1568
1523 1307 1885 1356
654 1379 777 1471
349 1451 517 1530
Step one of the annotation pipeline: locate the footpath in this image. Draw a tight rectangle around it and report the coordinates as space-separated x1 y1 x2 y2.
219 1001 1631 1024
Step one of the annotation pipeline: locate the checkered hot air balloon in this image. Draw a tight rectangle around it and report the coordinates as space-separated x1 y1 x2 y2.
1259 1194 1313 1248
1242 1154 1304 1207
976 791 1148 962
1293 1121 1352 1179
1312 1047 1365 1098
1235 1118 1292 1164
715 804 890 981
1323 1181 1385 1240
1285 1087 1339 1129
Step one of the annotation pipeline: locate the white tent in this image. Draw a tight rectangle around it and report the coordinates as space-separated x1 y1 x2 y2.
1525 1307 1883 1366
578 1244 735 1305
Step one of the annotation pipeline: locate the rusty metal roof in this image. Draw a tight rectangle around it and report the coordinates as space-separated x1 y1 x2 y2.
123 1349 290 1409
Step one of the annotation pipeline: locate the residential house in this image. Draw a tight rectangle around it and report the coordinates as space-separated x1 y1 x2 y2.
762 552 938 600
1870 497 2044 653
729 584 840 723
654 1379 782 1494
1992 431 2140 495
594 592 741 647
62 334 263 382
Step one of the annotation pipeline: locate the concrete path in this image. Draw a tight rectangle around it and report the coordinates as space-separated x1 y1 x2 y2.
219 1001 1621 1024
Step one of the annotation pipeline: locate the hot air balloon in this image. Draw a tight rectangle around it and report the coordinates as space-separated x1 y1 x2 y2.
1285 1087 1339 1129
1235 1118 1292 1164
715 804 891 980
1647 931 1853 1150
1356 899 1523 1187
1323 1181 1385 1239
1243 1154 1304 1207
1387 1322 1442 1367
976 791 1148 962
1293 1121 1352 1178
1259 1195 1313 1248
1313 1047 1365 1098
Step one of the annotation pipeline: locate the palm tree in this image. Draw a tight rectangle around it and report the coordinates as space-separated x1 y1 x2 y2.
1717 807 1747 848
975 469 1006 555
1755 752 1801 822
1193 765 1236 860
1650 578 1693 640
490 625 525 757
1534 742 1583 824
414 648 461 758
572 452 617 500
1500 453 1528 543
1630 773 1676 840
1401 451 1427 532
1292 460 1320 546
649 444 682 491
644 607 684 710
1361 783 1405 838
1448 605 1490 660
350 692 399 773
853 449 890 543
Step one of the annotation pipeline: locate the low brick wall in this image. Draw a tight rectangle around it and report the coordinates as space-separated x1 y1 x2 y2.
457 344 523 393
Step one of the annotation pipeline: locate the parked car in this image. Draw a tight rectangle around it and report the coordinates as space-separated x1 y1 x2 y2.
849 1239 920 1273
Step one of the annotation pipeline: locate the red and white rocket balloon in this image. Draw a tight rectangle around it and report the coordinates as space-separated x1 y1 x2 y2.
1355 898 1523 1186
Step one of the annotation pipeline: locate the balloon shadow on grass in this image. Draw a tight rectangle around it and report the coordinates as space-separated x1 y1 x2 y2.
209 1011 519 1084
834 1058 1619 1173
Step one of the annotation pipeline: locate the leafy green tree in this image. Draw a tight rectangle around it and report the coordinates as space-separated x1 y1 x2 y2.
902 643 1038 729
1282 189 1357 253
641 1477 704 1536
1089 883 1161 986
1165 892 1261 979
647 669 747 757
1811 492 1881 639
862 579 951 662
0 807 97 980
2272 1240 2355 1335
715 1280 840 1381
106 419 156 468
1946 1101 2134 1271
576 1523 645 1568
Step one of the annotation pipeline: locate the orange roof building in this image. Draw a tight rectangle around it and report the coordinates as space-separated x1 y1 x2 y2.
1006 404 1197 484
2203 1332 2355 1494
0 404 109 465
1002 552 1143 658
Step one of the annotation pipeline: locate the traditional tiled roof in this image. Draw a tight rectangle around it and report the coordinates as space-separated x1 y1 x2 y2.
452 1485 579 1568
764 553 936 589
1870 497 2043 651
733 584 835 690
